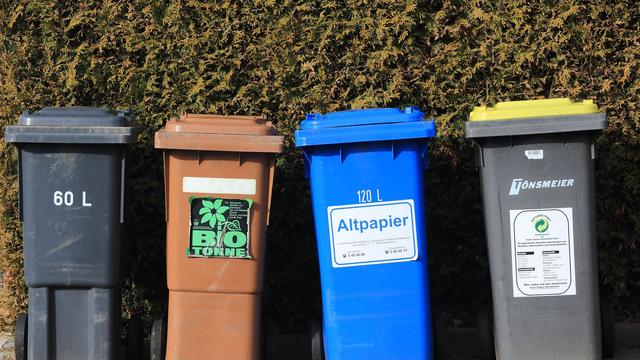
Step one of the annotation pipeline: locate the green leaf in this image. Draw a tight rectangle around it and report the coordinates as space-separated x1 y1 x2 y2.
213 199 223 209
216 206 229 214
209 218 217 228
199 207 210 215
202 200 214 209
215 213 226 222
201 213 212 223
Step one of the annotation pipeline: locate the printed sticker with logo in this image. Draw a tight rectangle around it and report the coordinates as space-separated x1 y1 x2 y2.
327 200 418 268
510 208 576 297
187 197 252 259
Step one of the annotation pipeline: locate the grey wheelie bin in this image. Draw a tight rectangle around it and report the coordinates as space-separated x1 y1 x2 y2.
5 107 136 360
465 99 609 359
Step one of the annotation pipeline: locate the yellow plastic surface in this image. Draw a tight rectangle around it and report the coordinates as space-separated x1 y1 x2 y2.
469 98 599 121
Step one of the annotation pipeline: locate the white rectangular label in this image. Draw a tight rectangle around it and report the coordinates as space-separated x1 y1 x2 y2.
182 177 256 195
327 200 418 268
525 149 544 159
510 208 576 297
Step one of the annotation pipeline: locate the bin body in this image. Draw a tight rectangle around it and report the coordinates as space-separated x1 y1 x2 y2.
295 108 436 360
155 114 282 360
465 99 607 360
5 107 135 360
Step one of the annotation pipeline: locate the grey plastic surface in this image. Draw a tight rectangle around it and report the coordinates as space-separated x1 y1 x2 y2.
5 107 135 144
7 107 133 359
19 107 131 126
28 287 120 360
470 129 604 359
465 113 607 138
20 144 125 287
5 126 136 144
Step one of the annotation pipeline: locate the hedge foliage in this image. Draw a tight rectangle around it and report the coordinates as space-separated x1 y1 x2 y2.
0 0 638 329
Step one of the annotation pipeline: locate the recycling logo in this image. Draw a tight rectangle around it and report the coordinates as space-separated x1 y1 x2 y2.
534 216 549 233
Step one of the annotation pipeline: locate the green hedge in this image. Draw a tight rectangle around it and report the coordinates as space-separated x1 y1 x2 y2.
0 0 638 329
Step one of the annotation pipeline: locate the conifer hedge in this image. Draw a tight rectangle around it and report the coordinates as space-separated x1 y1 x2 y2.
0 1 638 329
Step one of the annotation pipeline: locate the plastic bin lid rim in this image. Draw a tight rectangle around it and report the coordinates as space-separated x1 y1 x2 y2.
465 113 607 138
155 130 284 153
300 106 425 130
295 119 436 147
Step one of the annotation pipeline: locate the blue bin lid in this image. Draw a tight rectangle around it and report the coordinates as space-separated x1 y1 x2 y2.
295 107 436 147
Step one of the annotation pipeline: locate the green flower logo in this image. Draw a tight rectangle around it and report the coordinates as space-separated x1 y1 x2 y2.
534 217 549 233
199 199 229 228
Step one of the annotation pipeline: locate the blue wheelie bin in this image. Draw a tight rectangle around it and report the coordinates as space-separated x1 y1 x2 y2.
295 107 436 359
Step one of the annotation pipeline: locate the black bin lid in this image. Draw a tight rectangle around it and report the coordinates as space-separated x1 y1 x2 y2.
18 107 132 126
5 106 136 144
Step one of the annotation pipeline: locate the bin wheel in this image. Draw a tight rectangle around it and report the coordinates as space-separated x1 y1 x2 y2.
126 317 143 360
150 317 167 360
476 307 495 360
601 301 615 358
14 313 27 360
309 318 325 360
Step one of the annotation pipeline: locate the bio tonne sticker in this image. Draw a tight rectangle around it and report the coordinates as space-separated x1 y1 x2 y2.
187 197 252 259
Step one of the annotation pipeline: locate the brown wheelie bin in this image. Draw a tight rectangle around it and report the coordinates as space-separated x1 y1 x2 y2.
154 114 283 360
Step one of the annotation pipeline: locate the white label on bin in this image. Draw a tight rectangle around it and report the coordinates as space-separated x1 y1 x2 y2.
327 200 418 268
510 208 576 297
525 149 544 159
182 177 256 195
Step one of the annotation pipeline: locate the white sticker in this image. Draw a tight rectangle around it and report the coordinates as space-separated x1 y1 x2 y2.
182 177 256 195
510 208 576 297
327 200 418 268
525 149 544 159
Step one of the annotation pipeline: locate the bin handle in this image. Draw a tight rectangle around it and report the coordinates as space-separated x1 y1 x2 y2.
302 150 310 179
266 157 276 226
421 143 430 170
120 155 126 224
163 151 169 223
471 140 484 167
17 148 23 221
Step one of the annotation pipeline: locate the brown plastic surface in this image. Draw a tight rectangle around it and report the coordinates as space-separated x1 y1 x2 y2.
165 292 260 360
155 114 283 153
164 151 272 293
156 114 282 360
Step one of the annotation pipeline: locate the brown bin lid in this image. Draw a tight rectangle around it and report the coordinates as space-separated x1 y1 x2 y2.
155 113 283 153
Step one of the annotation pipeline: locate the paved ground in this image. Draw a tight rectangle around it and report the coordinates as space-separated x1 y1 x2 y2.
447 349 640 359
0 333 14 360
436 323 640 360
1 329 639 359
616 349 640 359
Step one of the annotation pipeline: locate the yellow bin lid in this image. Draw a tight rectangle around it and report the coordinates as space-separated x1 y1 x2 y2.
469 98 599 121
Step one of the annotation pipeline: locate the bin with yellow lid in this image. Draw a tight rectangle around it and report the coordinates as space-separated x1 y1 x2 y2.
465 98 610 359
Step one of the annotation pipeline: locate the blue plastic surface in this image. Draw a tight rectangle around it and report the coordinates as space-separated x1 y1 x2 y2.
296 107 436 147
295 108 435 360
